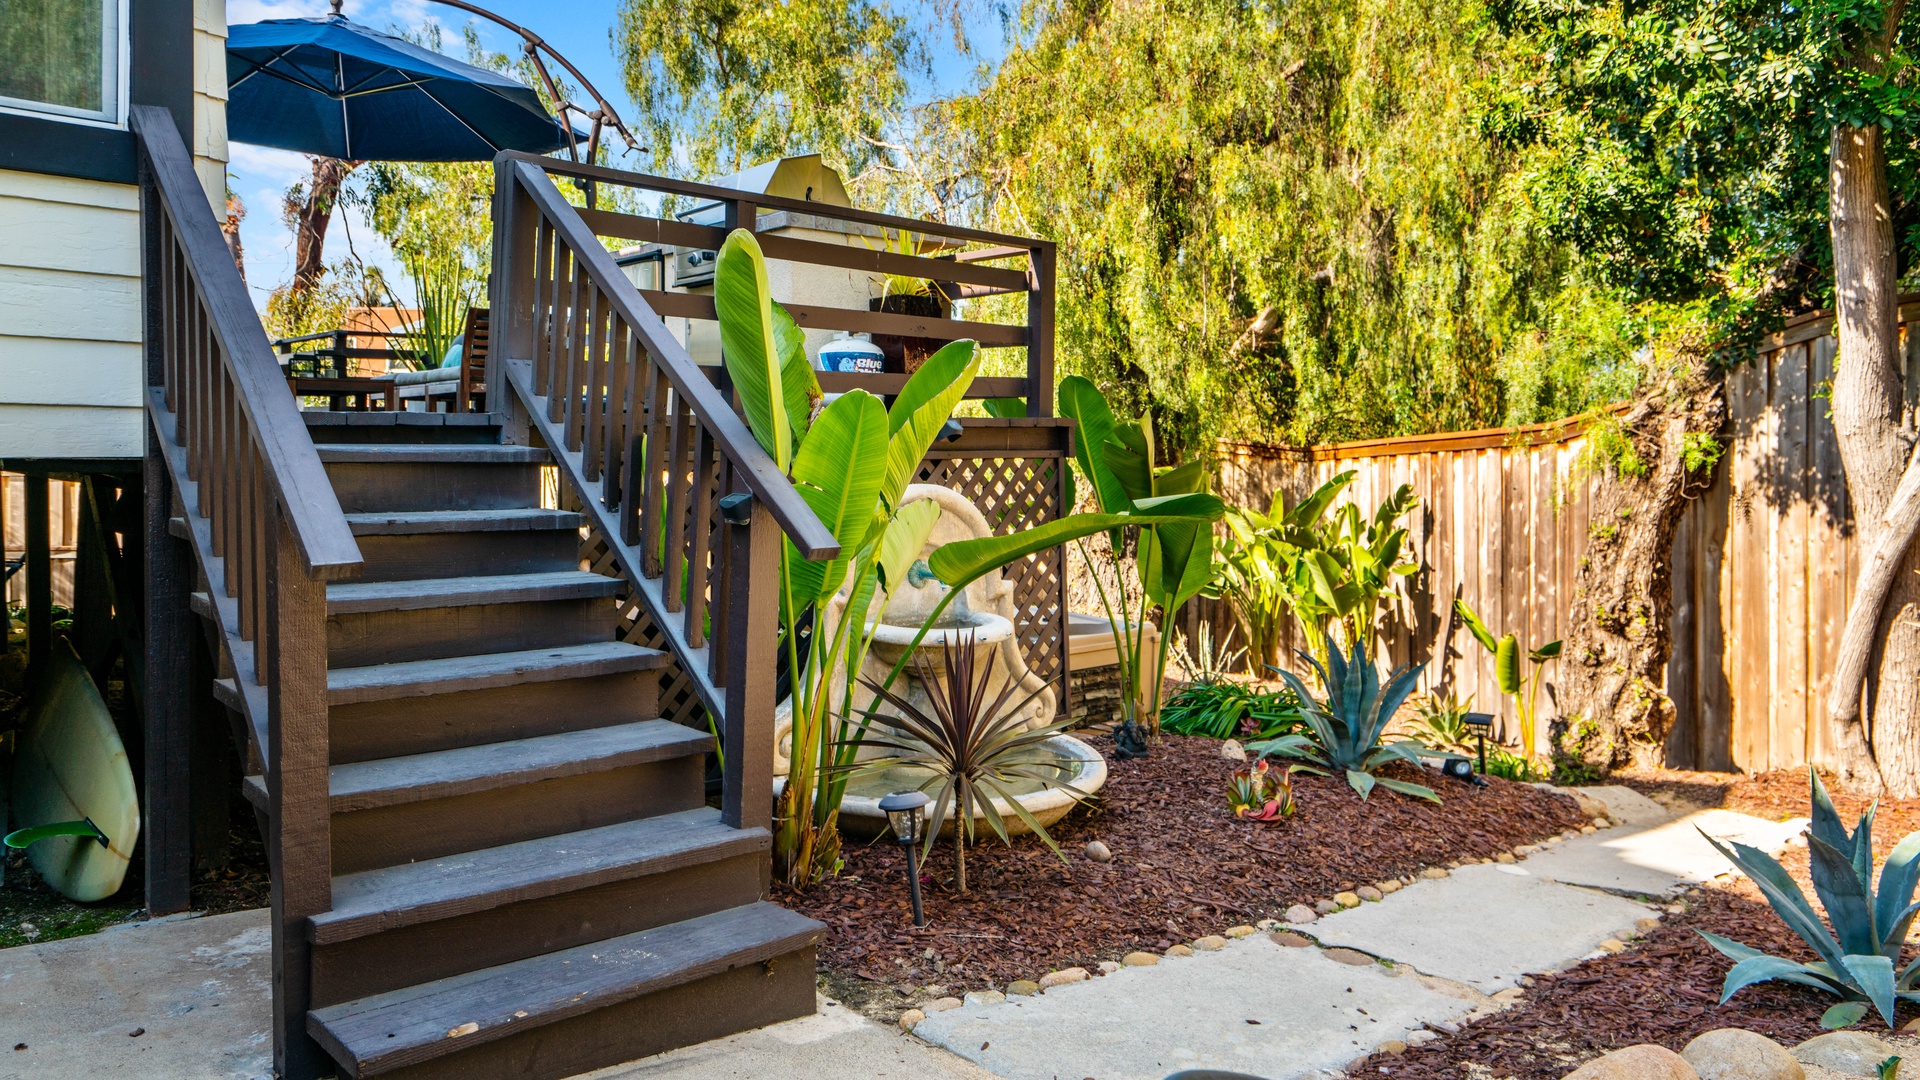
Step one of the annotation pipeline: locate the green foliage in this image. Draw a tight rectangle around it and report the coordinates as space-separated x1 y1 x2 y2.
1579 415 1649 480
614 0 921 180
1160 680 1306 741
941 0 1639 449
1682 431 1726 475
1455 598 1560 758
1408 692 1477 753
1227 760 1298 821
1700 769 1920 1029
845 633 1087 894
1250 639 1448 802
1485 746 1546 782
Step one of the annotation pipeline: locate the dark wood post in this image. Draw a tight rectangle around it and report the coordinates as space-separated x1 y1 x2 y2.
144 427 195 914
720 493 778 833
1026 243 1056 418
490 160 538 444
25 475 50 688
265 504 333 1080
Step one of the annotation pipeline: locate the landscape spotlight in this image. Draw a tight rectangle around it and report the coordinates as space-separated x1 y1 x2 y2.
1462 711 1496 774
877 789 932 927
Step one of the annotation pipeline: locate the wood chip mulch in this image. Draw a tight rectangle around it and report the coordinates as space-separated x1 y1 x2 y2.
780 733 1588 1008
1354 768 1920 1079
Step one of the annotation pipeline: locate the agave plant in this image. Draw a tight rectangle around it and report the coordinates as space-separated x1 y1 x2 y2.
1700 768 1920 1029
1248 639 1448 802
842 632 1089 894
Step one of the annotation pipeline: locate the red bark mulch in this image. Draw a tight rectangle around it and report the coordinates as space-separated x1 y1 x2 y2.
1353 768 1920 1079
780 733 1589 1009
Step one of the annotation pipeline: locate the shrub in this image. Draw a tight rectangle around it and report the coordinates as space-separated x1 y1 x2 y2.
1249 639 1450 802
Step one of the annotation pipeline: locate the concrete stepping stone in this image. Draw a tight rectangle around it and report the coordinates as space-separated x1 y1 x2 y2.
908 934 1480 1080
1305 863 1655 992
1522 808 1807 897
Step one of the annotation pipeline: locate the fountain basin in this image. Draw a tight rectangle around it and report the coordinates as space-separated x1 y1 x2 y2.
811 733 1108 840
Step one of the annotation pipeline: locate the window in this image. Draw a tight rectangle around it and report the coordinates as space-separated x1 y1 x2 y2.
0 0 127 126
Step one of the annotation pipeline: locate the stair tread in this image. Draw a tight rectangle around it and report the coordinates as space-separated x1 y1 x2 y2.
316 444 549 464
326 571 619 614
326 642 665 705
310 807 766 945
308 902 823 1078
329 719 710 812
344 508 581 535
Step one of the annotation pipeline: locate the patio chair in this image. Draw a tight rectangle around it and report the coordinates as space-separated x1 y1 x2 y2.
388 307 489 412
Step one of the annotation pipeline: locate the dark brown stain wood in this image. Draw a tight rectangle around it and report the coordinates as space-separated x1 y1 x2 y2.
142 427 194 914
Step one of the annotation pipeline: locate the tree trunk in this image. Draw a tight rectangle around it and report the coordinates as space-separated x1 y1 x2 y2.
1827 122 1920 795
281 156 357 296
1553 353 1725 770
222 192 247 284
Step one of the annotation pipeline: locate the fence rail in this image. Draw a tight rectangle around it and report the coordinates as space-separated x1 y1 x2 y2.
1207 307 1907 772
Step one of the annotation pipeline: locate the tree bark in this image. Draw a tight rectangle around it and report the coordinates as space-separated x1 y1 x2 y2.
281 156 357 296
1554 353 1725 770
1827 121 1920 795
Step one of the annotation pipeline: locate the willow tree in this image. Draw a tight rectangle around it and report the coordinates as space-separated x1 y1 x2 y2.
1499 0 1920 790
931 0 1635 452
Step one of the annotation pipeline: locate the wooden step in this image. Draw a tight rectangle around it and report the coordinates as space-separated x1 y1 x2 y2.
315 444 549 464
302 412 501 444
328 720 709 814
307 809 771 1004
307 903 822 1080
318 445 546 514
344 509 582 535
310 807 764 946
326 571 619 614
326 642 664 706
326 719 710 874
325 571 624 667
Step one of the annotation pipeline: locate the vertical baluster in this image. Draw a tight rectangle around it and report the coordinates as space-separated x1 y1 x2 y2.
547 246 573 415
639 368 668 571
621 351 651 547
720 485 779 833
685 423 715 648
571 284 598 456
582 287 609 471
236 425 254 640
212 359 230 558
663 394 690 613
190 302 209 496
551 247 578 424
161 223 178 410
254 454 269 683
601 318 630 508
531 217 553 391
709 458 735 686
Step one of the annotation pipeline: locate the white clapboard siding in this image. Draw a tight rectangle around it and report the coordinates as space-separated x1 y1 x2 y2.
0 171 144 458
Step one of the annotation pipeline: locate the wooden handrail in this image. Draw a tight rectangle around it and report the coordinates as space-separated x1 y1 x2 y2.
131 106 362 579
510 159 840 559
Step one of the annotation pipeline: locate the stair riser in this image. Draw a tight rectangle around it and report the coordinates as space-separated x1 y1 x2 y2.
328 672 661 764
326 462 542 514
343 946 817 1080
351 531 581 582
331 756 706 874
327 600 617 668
310 851 766 1007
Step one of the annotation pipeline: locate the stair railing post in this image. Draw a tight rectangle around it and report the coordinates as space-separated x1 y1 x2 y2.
265 501 334 1080
490 158 538 446
720 491 778 833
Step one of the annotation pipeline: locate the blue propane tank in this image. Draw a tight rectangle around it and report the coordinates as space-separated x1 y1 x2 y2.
818 331 885 374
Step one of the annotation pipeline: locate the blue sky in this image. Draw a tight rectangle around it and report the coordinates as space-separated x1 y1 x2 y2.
225 0 1004 312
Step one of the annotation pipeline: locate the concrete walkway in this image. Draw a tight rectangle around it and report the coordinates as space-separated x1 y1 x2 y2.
0 788 1807 1080
910 790 1809 1080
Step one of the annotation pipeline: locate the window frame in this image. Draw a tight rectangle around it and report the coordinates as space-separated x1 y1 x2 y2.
0 0 133 130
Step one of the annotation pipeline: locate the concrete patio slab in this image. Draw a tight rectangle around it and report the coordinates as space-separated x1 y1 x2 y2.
585 997 997 1079
909 933 1483 1080
1299 863 1654 992
0 908 273 1080
1523 808 1808 897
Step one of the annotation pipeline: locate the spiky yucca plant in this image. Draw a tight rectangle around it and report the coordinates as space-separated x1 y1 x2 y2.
1248 639 1451 802
1700 767 1920 1029
843 632 1089 893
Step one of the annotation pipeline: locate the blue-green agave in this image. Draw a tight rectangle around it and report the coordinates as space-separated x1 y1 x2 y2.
1700 767 1920 1029
1248 639 1449 802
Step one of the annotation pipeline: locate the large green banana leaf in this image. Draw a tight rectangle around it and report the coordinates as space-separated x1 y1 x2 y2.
786 390 889 612
1058 375 1131 515
927 493 1225 589
881 340 979 509
714 230 792 471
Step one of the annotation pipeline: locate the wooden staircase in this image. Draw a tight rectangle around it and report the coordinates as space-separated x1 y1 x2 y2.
133 107 832 1080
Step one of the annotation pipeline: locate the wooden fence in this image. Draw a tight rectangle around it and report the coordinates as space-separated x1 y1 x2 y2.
1205 308 1885 772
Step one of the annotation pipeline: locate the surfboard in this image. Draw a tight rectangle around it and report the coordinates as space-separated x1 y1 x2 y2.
9 640 139 903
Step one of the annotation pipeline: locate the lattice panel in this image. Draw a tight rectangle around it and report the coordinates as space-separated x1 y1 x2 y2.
916 453 1069 709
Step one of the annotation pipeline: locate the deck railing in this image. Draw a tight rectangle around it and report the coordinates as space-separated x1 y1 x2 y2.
491 156 840 831
132 105 358 1080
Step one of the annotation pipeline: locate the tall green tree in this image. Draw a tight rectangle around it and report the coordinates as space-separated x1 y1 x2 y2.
1498 0 1920 792
614 0 924 181
938 0 1637 452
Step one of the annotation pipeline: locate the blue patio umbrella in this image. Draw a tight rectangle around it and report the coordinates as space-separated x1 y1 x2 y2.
227 13 574 161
